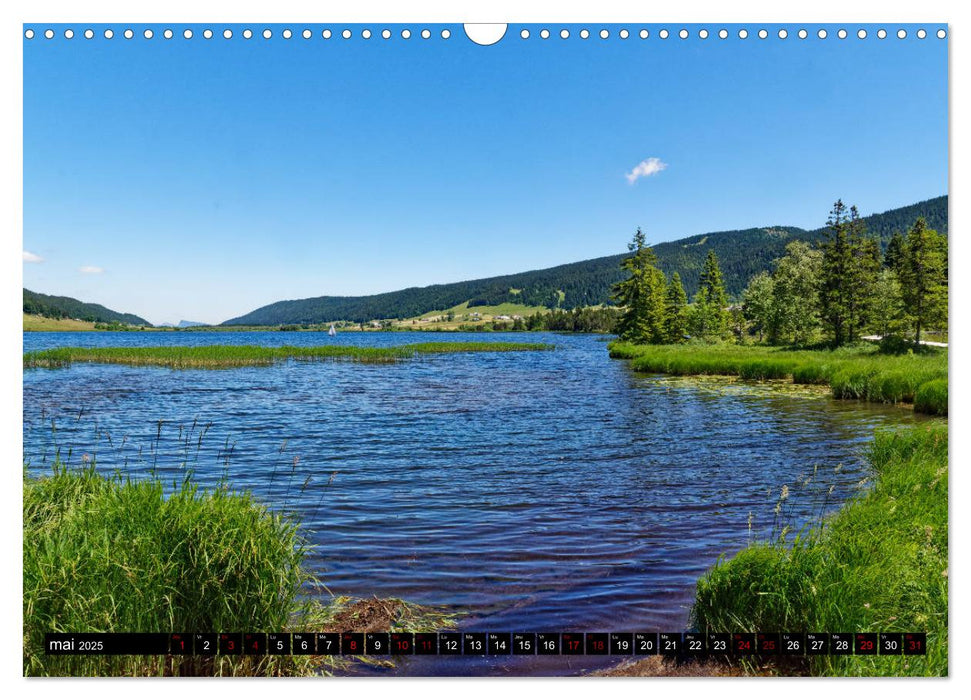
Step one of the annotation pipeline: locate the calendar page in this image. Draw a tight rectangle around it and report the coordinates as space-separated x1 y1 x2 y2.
20 14 948 681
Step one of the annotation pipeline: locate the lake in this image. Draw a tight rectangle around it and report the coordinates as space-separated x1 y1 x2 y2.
22 331 924 675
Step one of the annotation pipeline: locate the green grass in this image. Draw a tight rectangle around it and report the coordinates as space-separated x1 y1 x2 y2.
24 464 312 676
23 464 458 676
445 301 549 317
23 313 97 332
691 423 948 676
608 342 947 415
914 379 948 416
23 342 553 370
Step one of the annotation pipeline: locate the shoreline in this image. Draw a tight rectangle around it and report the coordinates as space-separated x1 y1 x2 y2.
605 342 948 677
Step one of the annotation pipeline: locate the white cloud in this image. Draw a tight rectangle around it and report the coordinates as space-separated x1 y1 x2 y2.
23 250 44 263
625 157 668 184
79 265 104 274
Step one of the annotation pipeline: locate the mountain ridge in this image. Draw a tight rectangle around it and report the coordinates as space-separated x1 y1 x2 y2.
224 195 947 326
23 289 151 326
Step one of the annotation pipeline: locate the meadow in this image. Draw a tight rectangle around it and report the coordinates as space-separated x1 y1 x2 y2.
691 423 948 676
23 313 97 332
23 341 553 370
608 342 947 415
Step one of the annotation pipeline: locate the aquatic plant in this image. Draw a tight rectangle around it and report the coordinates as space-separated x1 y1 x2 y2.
608 342 947 415
23 462 458 677
23 342 553 370
691 424 948 677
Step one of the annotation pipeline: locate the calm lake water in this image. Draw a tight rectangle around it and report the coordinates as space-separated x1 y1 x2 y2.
22 331 924 675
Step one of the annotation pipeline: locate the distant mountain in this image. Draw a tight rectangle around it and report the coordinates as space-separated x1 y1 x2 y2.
223 196 947 326
158 321 205 328
23 289 150 326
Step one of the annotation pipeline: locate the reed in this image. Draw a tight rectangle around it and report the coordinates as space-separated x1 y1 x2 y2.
608 342 947 415
914 379 948 416
690 424 948 676
23 342 553 370
24 463 311 676
22 462 458 677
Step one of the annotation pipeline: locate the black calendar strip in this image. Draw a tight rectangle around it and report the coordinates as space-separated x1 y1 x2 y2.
44 631 927 657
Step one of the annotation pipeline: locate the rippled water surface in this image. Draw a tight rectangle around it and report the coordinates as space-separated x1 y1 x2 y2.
23 331 923 675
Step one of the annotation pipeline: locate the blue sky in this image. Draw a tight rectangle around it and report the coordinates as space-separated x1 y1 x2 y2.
23 24 948 325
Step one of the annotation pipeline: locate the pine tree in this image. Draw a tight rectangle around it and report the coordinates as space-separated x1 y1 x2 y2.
899 217 948 343
664 272 689 343
819 200 852 346
846 207 882 340
692 250 729 340
612 228 668 343
820 201 879 345
884 230 906 272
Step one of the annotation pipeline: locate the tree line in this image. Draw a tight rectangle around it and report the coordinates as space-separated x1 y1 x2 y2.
614 200 948 346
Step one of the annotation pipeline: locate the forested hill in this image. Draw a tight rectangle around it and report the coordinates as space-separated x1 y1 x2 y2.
224 195 947 326
23 289 151 326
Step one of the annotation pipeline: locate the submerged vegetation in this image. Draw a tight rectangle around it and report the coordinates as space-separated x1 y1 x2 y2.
608 342 947 415
23 341 553 370
23 464 457 676
691 424 948 676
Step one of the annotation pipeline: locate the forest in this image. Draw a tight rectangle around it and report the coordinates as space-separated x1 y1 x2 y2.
23 289 150 326
612 200 948 347
222 196 947 326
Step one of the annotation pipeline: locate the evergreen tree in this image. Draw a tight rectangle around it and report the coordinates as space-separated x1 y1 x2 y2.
772 240 822 345
846 208 882 340
664 272 689 343
691 250 729 340
820 201 880 345
819 200 852 346
741 271 775 343
612 228 668 343
884 230 906 272
899 217 948 343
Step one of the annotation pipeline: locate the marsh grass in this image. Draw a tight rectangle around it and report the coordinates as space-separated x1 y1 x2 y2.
690 424 948 676
914 379 948 416
22 413 458 677
23 342 552 370
608 342 947 415
23 462 314 676
22 462 459 677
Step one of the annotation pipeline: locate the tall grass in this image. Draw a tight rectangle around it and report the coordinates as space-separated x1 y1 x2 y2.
914 379 948 416
608 342 947 415
691 424 948 676
23 463 319 676
23 342 553 370
24 414 460 677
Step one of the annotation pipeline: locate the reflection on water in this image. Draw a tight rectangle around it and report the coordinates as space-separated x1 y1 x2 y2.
22 331 924 675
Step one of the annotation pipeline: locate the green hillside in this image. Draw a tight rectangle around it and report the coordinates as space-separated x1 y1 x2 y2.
224 196 947 326
23 289 151 327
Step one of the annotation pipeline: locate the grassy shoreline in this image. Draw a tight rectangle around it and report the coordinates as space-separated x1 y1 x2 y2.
608 341 948 676
23 342 553 370
609 342 947 415
24 464 312 676
23 465 457 676
691 424 948 676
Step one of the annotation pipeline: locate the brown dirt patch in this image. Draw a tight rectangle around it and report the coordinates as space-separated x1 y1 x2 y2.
317 597 411 633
